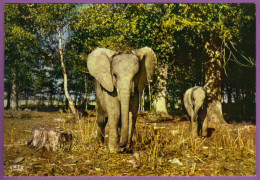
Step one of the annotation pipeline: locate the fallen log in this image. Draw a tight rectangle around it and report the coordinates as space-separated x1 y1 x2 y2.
28 128 72 151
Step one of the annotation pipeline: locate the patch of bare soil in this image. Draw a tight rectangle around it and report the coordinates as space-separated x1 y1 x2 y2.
4 110 256 176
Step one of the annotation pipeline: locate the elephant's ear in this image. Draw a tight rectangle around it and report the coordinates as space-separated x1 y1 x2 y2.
133 47 157 92
87 47 117 92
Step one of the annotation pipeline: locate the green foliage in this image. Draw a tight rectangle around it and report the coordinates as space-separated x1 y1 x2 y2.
4 4 40 99
4 3 255 116
72 3 255 114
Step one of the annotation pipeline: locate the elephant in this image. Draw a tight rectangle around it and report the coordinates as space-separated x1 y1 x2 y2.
87 47 157 152
183 86 208 137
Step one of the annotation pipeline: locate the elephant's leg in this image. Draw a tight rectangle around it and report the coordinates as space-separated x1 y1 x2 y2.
126 112 133 150
108 112 120 152
105 94 121 152
126 112 137 150
198 108 208 137
96 111 108 143
191 120 198 138
95 82 108 143
190 112 198 138
117 117 121 137
201 115 208 137
127 93 139 150
128 109 138 147
198 119 202 136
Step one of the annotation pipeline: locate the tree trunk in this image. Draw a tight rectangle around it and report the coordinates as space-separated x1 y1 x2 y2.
74 92 78 107
6 86 11 110
49 93 53 107
204 42 226 124
138 93 141 111
154 64 169 116
9 73 18 110
141 89 145 112
139 92 143 112
227 85 232 104
65 99 69 110
28 128 72 151
57 25 78 119
10 86 17 110
24 92 28 108
84 74 88 112
16 92 19 110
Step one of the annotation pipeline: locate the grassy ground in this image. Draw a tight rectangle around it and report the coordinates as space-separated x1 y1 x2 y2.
4 110 256 176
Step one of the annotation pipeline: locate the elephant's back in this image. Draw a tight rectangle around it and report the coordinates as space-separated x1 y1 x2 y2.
192 86 206 102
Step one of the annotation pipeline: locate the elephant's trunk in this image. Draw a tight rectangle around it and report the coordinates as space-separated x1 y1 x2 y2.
119 89 130 148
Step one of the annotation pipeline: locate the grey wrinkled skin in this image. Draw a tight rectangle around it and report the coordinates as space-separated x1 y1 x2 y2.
87 47 157 152
184 86 208 137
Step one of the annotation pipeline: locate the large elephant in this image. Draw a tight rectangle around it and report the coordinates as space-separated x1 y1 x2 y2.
183 86 208 137
87 47 157 152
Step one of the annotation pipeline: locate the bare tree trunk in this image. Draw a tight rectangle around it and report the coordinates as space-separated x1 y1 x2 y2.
25 93 28 108
6 89 11 110
16 93 19 110
10 74 18 110
154 64 169 116
227 85 232 104
28 128 72 151
10 85 17 110
84 74 88 112
57 25 78 118
141 89 145 112
139 92 142 112
204 42 226 124
74 92 78 107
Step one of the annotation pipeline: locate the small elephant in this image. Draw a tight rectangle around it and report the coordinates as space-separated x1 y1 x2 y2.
183 86 208 137
87 47 157 152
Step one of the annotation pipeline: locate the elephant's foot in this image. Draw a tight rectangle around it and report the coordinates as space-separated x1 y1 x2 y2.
108 143 133 153
108 142 122 153
191 122 198 138
123 143 133 153
95 128 105 143
202 130 208 137
192 134 198 138
117 147 133 154
109 146 125 153
191 130 198 138
95 134 105 144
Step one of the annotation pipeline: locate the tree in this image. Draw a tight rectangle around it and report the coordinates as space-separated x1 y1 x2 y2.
4 3 254 126
74 3 255 121
32 4 79 117
4 4 39 110
155 3 255 123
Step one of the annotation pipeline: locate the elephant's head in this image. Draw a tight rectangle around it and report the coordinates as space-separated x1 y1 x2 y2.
87 47 157 147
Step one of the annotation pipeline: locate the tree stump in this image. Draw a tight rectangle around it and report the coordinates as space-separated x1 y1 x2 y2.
28 128 72 151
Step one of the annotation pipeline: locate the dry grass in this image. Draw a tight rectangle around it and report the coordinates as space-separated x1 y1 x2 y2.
4 110 256 176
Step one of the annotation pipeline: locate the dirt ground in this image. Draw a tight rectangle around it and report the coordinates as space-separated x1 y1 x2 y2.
4 110 256 176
